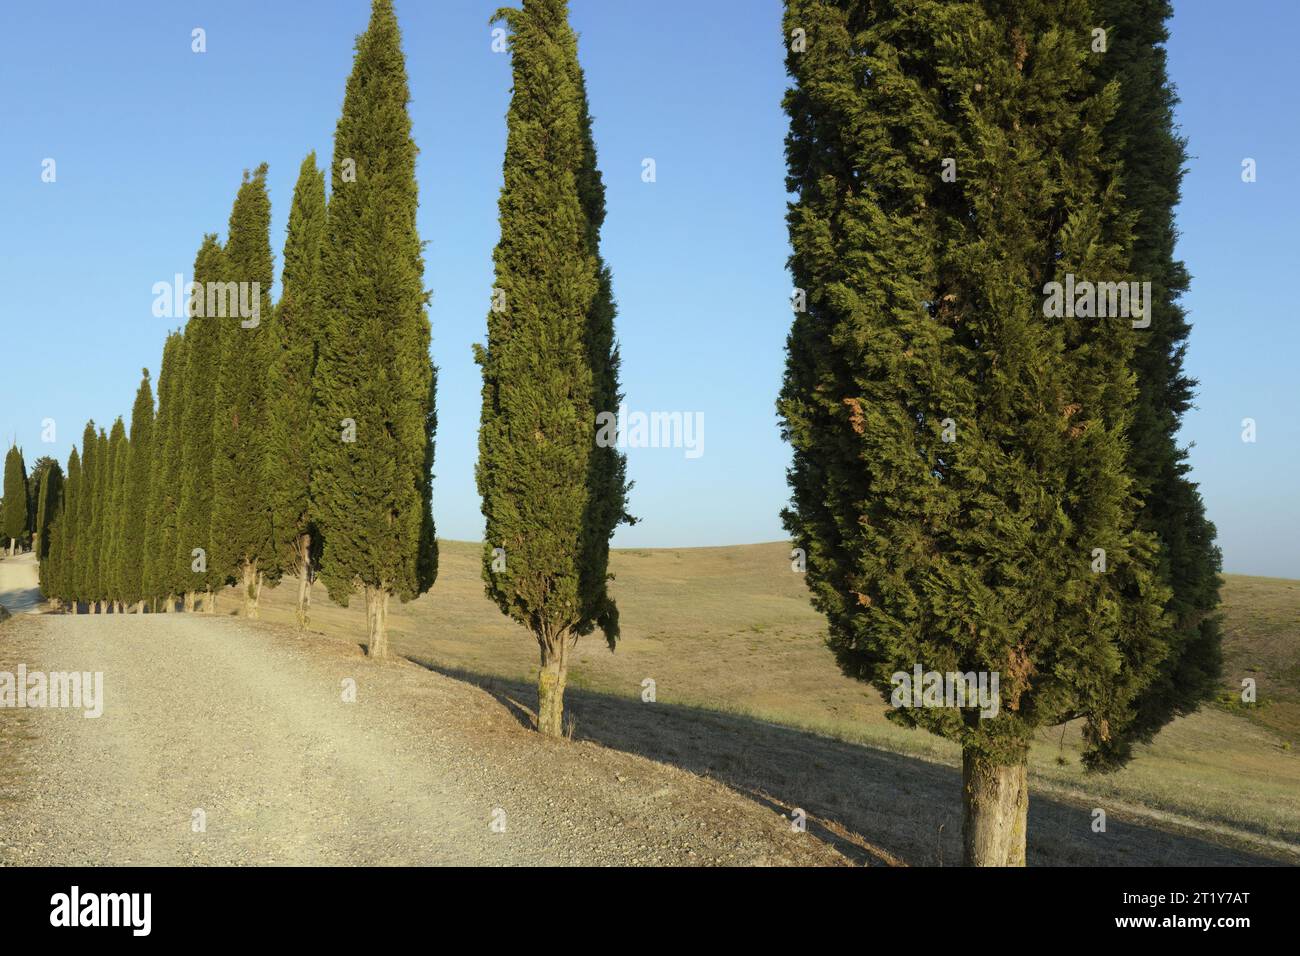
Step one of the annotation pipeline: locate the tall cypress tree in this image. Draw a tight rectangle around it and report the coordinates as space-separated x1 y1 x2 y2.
176 235 226 612
1089 0 1223 766
121 369 155 611
210 165 278 617
2 445 29 555
45 448 78 610
34 462 63 567
779 0 1171 864
27 456 57 556
144 331 187 611
268 153 327 629
476 0 631 736
71 422 99 612
312 0 437 659
101 418 127 612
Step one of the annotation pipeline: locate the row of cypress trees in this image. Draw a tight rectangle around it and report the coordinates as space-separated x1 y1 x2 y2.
779 0 1222 865
37 0 627 740
39 0 438 660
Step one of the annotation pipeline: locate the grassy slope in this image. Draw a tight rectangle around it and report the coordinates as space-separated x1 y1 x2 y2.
240 540 1300 855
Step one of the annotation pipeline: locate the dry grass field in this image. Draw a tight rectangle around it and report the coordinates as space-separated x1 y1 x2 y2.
227 540 1300 863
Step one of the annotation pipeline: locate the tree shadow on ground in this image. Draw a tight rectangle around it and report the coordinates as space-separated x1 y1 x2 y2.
415 659 1288 867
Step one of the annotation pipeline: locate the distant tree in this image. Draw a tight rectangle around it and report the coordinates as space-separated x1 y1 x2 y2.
210 165 278 618
475 0 632 735
120 369 155 611
34 461 63 565
144 331 187 611
176 235 226 612
26 455 57 554
268 153 327 629
101 418 127 613
778 0 1171 865
1089 0 1223 766
44 448 78 609
70 422 99 612
2 445 29 555
312 0 438 659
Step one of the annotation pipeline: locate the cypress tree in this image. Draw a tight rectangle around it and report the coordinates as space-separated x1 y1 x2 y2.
312 0 438 659
46 448 78 610
121 369 155 611
144 331 187 611
2 445 29 555
778 0 1170 864
1087 0 1223 766
26 456 57 556
70 422 99 612
475 0 632 736
268 153 327 629
34 461 63 566
210 164 278 618
176 235 226 612
100 418 127 612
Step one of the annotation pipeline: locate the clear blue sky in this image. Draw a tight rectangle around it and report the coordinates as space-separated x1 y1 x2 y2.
1 1 1296 577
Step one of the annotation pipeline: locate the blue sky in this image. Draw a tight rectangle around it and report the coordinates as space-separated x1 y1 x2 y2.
0 1 1296 578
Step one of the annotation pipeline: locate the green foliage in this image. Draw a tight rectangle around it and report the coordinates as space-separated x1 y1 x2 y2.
210 165 278 594
1 445 28 547
267 153 327 579
144 331 187 603
475 0 631 651
100 418 127 605
176 235 227 596
311 0 437 610
120 369 155 606
34 462 63 560
778 0 1171 767
44 448 78 601
1087 0 1224 767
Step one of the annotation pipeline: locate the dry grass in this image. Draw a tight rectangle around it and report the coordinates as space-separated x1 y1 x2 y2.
230 540 1300 863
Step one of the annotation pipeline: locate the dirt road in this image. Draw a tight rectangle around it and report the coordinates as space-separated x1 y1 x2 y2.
0 590 845 866
0 553 42 615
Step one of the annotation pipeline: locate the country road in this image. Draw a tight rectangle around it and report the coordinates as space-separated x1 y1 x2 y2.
0 555 844 866
0 553 42 615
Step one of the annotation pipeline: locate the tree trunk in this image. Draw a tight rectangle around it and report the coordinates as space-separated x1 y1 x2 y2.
239 562 259 618
536 638 569 738
364 586 390 660
204 589 215 614
181 591 193 612
962 748 1028 866
295 533 311 630
135 600 145 613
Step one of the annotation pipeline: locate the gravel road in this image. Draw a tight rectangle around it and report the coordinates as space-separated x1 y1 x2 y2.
0 600 846 866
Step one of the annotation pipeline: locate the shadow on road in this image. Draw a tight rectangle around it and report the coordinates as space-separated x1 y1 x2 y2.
414 659 1288 867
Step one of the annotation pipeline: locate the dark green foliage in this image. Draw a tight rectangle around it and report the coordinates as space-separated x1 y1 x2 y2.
70 423 99 606
778 0 1171 773
176 235 227 600
144 331 187 606
267 154 327 615
26 455 57 550
1 445 28 550
100 418 127 607
43 448 78 602
1087 0 1223 767
34 461 63 565
210 164 278 612
475 0 631 732
120 369 155 608
311 0 437 652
